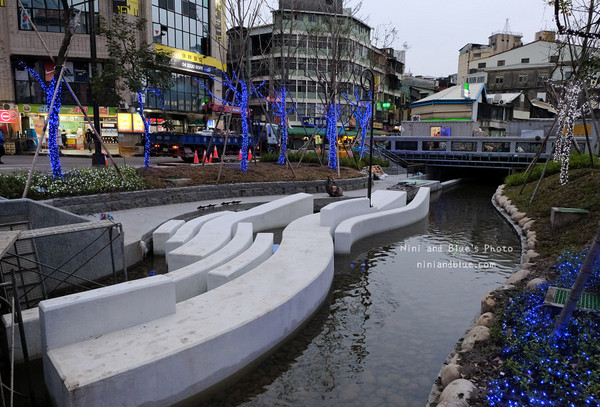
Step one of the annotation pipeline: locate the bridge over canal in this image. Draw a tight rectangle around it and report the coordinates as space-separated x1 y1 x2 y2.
371 135 590 174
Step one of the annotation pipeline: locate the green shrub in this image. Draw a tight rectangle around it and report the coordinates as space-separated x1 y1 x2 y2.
504 153 598 186
0 165 145 199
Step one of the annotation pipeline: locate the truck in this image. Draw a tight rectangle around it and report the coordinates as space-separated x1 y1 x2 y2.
149 130 243 162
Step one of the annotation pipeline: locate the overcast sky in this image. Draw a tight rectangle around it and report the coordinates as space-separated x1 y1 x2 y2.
355 0 556 78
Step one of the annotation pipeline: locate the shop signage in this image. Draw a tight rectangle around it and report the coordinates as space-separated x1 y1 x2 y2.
0 108 19 124
302 117 327 128
156 44 226 75
19 104 115 116
133 114 146 132
118 113 147 133
113 0 139 16
117 113 133 132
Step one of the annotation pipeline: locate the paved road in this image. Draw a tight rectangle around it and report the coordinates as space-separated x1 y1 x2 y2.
0 151 180 173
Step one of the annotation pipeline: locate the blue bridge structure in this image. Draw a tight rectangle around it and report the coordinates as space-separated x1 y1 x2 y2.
371 135 590 174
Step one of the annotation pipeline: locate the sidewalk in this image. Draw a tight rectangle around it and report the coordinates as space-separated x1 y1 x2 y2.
83 173 410 266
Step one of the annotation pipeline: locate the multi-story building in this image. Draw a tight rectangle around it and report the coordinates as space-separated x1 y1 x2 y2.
0 0 225 150
464 31 574 119
233 0 405 141
457 30 523 84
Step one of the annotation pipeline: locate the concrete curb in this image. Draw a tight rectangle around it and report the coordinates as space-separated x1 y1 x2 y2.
42 177 369 215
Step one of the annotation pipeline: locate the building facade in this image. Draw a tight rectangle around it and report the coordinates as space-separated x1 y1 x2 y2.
234 0 405 139
457 31 523 84
0 0 225 150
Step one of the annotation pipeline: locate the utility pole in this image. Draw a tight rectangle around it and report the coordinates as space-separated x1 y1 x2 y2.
88 0 105 166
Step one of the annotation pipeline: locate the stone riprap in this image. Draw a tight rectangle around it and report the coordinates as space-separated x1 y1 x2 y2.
334 187 430 254
206 233 274 291
166 193 313 271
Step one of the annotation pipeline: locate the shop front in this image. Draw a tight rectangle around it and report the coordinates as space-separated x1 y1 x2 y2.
17 104 118 153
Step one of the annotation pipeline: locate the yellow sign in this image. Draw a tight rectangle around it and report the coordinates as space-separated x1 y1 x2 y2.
156 44 226 73
133 114 146 133
113 0 139 16
117 113 133 132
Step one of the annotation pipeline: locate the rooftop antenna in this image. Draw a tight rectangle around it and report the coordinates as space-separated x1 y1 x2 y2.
503 18 512 35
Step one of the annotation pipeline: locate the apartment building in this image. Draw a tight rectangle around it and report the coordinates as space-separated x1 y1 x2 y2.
0 0 224 148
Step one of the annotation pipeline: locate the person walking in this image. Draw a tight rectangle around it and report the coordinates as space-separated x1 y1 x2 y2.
0 130 5 164
85 129 93 152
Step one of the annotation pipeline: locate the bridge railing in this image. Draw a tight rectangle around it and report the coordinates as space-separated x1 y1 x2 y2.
373 135 589 166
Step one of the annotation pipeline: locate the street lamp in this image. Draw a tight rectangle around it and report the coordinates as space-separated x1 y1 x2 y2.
86 0 105 166
360 68 375 206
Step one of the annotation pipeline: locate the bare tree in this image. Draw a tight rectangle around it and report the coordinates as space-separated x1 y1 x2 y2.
549 0 600 336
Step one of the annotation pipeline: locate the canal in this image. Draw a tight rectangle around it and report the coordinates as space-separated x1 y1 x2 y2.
196 183 521 406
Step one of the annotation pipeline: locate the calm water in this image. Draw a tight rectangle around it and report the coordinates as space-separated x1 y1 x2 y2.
198 184 521 407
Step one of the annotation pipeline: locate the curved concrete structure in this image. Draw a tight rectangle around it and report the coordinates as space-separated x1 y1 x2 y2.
168 222 254 302
334 187 430 254
152 219 184 255
167 193 313 271
40 216 333 407
207 233 274 291
164 211 230 256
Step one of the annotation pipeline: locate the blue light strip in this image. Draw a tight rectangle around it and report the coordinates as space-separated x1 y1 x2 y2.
23 63 64 178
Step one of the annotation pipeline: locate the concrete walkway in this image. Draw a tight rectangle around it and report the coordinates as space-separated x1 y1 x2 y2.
83 173 413 263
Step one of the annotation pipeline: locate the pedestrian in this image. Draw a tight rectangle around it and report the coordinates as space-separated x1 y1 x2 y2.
0 129 5 164
61 129 67 150
85 129 93 152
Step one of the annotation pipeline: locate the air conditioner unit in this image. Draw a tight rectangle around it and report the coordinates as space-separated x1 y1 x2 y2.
411 115 421 121
119 102 129 110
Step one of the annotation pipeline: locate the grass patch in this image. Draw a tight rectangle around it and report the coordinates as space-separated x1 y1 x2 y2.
503 168 600 258
505 153 599 186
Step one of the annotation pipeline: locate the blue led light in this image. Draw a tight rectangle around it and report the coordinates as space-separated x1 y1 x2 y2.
196 71 254 172
23 63 64 178
486 248 600 405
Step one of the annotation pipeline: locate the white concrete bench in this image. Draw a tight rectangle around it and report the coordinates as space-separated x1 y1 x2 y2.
168 222 254 302
372 190 407 211
320 197 373 234
2 308 41 363
334 187 430 254
167 193 313 271
40 275 175 352
152 219 185 255
206 233 274 291
42 217 334 407
164 211 230 256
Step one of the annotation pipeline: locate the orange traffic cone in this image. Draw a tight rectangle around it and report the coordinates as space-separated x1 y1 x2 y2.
104 153 108 166
193 150 199 164
213 146 219 160
208 153 213 163
238 149 242 160
248 149 252 161
202 149 206 163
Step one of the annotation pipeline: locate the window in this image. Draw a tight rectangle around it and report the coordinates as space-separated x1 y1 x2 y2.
19 0 95 33
518 74 528 83
538 74 548 85
521 58 530 64
152 0 210 54
473 52 482 58
497 60 505 67
549 55 559 63
495 76 504 84
478 62 486 69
